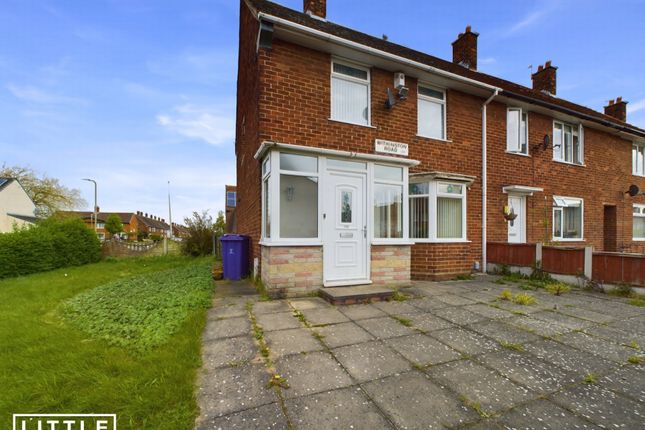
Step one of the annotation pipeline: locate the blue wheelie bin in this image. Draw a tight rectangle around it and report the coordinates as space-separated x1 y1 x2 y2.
220 234 249 280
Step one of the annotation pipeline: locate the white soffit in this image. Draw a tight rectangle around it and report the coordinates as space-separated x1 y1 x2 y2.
502 185 544 196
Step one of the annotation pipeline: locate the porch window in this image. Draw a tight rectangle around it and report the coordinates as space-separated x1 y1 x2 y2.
262 158 271 238
331 60 370 126
408 181 466 241
634 205 645 240
633 144 645 177
553 121 583 165
506 108 528 154
279 153 318 238
553 196 583 241
374 165 403 239
417 85 446 140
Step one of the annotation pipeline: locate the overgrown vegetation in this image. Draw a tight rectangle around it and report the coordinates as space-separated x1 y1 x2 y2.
627 355 645 365
0 217 101 278
498 289 536 305
500 341 525 352
392 316 413 327
583 373 598 384
459 395 493 419
546 283 571 296
181 210 217 257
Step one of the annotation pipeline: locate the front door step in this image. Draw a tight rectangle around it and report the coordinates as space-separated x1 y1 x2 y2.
319 285 394 305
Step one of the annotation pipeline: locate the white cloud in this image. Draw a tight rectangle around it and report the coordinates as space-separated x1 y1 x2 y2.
157 104 235 146
146 48 238 86
6 83 87 105
504 1 560 37
629 98 645 114
479 57 496 65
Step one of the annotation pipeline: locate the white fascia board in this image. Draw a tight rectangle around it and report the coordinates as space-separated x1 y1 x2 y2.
502 185 544 196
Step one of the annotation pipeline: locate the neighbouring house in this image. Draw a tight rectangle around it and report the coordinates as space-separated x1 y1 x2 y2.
130 211 170 239
235 0 645 296
0 178 38 233
225 185 237 233
63 210 171 241
172 222 190 239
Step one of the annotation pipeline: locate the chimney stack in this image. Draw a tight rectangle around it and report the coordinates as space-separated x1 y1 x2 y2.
452 25 479 70
303 0 326 19
531 60 557 95
604 97 628 122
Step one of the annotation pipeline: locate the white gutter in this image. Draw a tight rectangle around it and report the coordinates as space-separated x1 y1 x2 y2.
257 12 502 93
254 141 420 166
481 89 499 274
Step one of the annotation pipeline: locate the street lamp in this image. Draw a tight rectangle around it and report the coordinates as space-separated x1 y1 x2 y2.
167 180 173 239
82 178 98 233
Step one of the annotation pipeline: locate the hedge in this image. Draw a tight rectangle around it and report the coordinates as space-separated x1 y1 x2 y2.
0 218 101 278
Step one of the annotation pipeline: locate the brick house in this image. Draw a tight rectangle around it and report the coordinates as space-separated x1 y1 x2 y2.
63 211 170 240
235 0 645 296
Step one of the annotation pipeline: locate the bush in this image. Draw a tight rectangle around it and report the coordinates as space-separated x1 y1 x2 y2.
0 218 101 278
150 234 162 242
181 211 215 257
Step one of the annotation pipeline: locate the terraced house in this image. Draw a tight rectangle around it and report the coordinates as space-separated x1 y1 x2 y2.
235 0 645 296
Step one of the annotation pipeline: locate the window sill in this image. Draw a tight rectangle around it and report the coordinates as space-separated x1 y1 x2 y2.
632 173 645 178
260 240 323 247
412 239 471 244
505 150 530 157
416 134 452 143
328 118 376 129
552 159 585 167
632 238 645 242
551 238 585 242
371 240 414 246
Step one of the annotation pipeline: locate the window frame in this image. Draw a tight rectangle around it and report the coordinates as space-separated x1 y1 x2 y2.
633 204 645 241
417 83 447 141
373 164 405 240
506 107 529 155
226 191 237 207
553 120 584 165
632 143 645 177
330 58 371 127
552 195 584 241
409 180 468 243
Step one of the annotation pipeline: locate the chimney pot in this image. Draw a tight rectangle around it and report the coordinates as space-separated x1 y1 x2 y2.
604 97 628 122
303 0 326 19
617 96 623 103
545 60 552 68
532 60 557 95
538 65 544 72
452 26 479 70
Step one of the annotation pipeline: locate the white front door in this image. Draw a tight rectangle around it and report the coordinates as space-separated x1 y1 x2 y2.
507 195 525 243
323 170 368 286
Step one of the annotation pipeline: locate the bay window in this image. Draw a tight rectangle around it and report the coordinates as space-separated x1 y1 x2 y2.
409 180 467 241
374 165 403 239
553 196 583 241
634 205 645 240
331 60 370 126
633 144 645 176
553 121 583 165
262 158 271 238
417 84 446 140
279 153 318 238
507 108 528 154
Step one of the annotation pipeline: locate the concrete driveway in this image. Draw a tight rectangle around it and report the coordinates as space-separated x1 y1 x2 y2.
196 276 645 429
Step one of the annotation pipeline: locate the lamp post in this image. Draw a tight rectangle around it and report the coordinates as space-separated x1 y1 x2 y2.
168 180 173 239
82 178 98 233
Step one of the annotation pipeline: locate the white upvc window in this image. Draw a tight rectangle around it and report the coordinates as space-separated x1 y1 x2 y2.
506 108 528 154
632 144 645 176
262 158 271 239
374 165 404 239
331 60 370 126
226 191 237 207
634 205 645 240
409 181 467 242
417 84 446 140
552 196 583 241
553 121 584 165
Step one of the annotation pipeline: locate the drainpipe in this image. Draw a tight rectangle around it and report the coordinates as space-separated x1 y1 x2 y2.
481 89 500 273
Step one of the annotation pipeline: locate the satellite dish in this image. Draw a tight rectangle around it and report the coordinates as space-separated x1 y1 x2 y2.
627 184 640 197
385 88 396 109
543 134 550 150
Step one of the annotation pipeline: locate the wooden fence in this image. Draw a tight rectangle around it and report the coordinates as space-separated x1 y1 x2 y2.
542 246 585 276
487 242 535 267
592 252 645 286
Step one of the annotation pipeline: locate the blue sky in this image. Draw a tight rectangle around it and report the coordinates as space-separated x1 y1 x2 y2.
1 0 644 222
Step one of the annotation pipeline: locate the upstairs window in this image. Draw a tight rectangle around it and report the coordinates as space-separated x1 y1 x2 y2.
553 121 583 165
553 196 583 241
634 205 645 240
633 144 645 176
226 191 236 207
417 85 446 140
506 108 528 154
331 60 370 126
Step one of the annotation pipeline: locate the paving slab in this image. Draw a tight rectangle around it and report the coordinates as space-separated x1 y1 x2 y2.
401 311 454 333
285 387 393 430
555 305 616 324
431 306 489 325
355 316 417 339
274 351 353 398
288 297 330 311
551 383 645 429
609 316 645 334
313 321 374 349
523 339 616 377
463 303 514 320
506 315 571 338
430 327 501 356
385 333 461 366
601 366 645 403
427 360 533 414
252 300 293 315
208 303 248 319
406 297 446 311
583 324 645 350
530 310 595 331
434 294 478 307
556 331 635 363
197 402 288 430
202 336 257 369
301 307 350 326
203 316 251 341
361 371 479 429
477 349 578 394
457 290 500 303
493 300 545 314
496 399 601 430
198 364 276 418
264 327 323 358
467 319 541 345
372 300 424 315
332 340 411 382
256 311 302 332
336 303 387 320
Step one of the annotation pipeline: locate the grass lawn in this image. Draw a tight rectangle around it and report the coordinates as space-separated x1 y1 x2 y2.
0 255 215 430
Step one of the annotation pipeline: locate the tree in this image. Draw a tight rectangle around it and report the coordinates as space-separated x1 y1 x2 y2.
181 211 214 257
105 214 123 238
0 164 86 217
213 210 226 237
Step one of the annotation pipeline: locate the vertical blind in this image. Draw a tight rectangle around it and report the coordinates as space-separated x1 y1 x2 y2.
418 98 444 139
410 196 429 238
437 197 462 239
374 184 402 238
331 77 368 125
